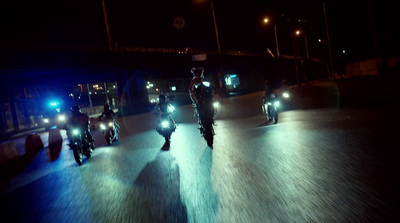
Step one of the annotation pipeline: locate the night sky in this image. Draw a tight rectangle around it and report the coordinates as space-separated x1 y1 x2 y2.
1 0 399 62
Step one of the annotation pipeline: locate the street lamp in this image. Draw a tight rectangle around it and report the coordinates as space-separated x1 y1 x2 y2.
295 29 309 59
195 0 221 52
210 0 221 52
263 17 280 57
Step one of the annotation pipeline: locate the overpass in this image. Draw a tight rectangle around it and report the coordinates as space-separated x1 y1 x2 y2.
0 47 328 135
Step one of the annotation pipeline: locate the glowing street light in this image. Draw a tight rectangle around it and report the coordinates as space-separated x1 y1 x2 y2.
195 0 221 52
262 17 280 57
295 29 309 58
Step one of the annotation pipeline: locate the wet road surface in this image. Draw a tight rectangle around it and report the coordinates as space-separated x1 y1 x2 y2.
1 91 399 223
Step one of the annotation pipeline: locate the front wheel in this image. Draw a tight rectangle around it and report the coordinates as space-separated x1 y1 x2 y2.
164 130 172 143
204 126 214 148
266 106 273 122
105 131 112 145
85 146 92 159
73 148 83 165
273 109 279 124
164 136 170 144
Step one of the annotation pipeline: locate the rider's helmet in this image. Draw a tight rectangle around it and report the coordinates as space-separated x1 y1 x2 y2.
191 67 204 79
71 105 81 115
265 80 272 89
104 103 110 111
158 94 166 102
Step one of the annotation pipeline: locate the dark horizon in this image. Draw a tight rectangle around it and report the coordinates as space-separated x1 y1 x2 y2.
1 0 399 60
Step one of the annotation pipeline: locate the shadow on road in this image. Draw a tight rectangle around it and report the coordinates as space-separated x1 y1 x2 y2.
133 152 188 223
0 148 43 190
46 142 63 162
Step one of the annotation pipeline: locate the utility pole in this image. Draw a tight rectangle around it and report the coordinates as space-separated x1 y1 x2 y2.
290 24 301 87
211 0 221 53
102 0 123 106
87 84 94 115
104 82 109 105
274 24 280 57
323 2 334 80
102 0 113 51
304 33 309 59
368 0 381 80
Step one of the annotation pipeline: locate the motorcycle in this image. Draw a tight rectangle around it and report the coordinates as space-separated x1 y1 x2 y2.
68 127 93 165
194 81 216 147
262 94 280 124
155 105 176 145
100 119 118 145
278 90 292 110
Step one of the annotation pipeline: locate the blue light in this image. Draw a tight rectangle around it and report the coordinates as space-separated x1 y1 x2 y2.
225 77 232 86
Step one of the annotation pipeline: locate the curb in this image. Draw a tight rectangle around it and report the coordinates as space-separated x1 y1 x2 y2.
0 141 19 165
47 128 63 162
25 133 44 155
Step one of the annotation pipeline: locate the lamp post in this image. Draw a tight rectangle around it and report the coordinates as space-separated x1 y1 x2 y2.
295 30 309 59
323 2 334 79
263 18 280 57
195 0 221 52
211 0 221 52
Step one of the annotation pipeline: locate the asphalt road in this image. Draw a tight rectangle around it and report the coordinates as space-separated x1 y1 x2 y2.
0 91 399 223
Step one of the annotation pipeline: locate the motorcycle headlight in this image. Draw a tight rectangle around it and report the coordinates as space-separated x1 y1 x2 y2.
274 101 280 107
108 122 113 127
282 92 290 98
161 121 169 128
213 101 219 108
202 81 211 87
43 118 49 123
168 105 175 113
58 115 66 122
100 124 106 130
72 129 80 135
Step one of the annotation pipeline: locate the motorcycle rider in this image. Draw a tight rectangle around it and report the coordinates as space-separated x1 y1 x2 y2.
263 80 275 101
189 67 205 105
99 103 120 132
153 94 176 128
153 94 175 123
189 67 209 118
65 105 95 148
263 80 276 115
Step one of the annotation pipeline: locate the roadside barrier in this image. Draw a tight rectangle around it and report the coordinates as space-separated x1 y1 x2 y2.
48 127 63 145
25 133 44 154
47 127 63 161
0 141 19 164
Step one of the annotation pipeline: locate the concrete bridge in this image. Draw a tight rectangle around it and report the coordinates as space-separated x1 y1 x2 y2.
1 46 328 93
0 47 328 135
